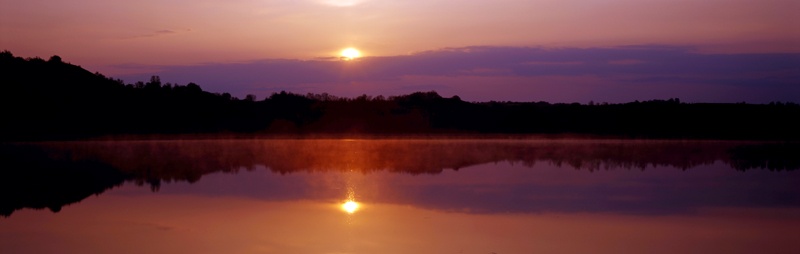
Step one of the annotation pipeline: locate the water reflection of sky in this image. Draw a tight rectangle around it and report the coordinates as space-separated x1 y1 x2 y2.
2 140 800 253
122 161 800 215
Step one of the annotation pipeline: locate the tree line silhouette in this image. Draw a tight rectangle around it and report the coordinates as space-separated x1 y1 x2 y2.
3 51 799 140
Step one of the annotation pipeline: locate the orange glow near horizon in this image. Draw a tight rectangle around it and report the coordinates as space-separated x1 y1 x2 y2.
343 201 359 213
2 0 797 69
342 48 360 59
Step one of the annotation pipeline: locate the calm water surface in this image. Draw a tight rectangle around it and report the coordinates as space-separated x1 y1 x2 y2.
1 139 799 254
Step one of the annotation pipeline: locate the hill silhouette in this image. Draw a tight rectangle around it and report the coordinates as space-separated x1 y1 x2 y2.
2 51 799 140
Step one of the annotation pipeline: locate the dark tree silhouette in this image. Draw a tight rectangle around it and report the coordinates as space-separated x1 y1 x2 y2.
1 51 799 141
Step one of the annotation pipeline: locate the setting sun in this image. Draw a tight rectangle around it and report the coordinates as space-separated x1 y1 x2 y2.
343 201 359 213
342 48 360 58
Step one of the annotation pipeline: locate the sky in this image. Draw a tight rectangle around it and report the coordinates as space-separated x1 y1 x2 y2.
2 0 799 102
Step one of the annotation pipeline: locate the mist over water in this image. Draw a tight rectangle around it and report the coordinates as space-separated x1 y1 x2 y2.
1 139 799 253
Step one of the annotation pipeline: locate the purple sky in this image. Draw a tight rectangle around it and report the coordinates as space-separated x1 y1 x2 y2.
118 46 800 103
2 0 799 102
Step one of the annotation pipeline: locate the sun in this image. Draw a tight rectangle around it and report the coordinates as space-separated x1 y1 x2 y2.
343 201 359 213
342 48 360 58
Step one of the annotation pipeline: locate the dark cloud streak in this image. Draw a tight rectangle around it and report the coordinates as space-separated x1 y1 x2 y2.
117 45 800 102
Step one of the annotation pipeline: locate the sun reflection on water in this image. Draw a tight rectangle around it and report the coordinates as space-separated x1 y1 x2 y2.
343 201 359 213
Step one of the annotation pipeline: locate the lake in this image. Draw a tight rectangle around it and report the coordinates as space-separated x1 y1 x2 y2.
1 139 799 253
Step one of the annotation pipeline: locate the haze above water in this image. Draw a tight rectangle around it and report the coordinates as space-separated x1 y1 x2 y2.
1 139 799 254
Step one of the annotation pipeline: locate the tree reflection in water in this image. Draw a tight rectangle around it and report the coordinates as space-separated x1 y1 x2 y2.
1 139 798 216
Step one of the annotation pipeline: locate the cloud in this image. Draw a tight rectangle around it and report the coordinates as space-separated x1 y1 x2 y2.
398 84 451 91
318 0 366 7
608 59 645 65
522 61 585 66
122 29 185 39
115 45 800 103
154 30 176 34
